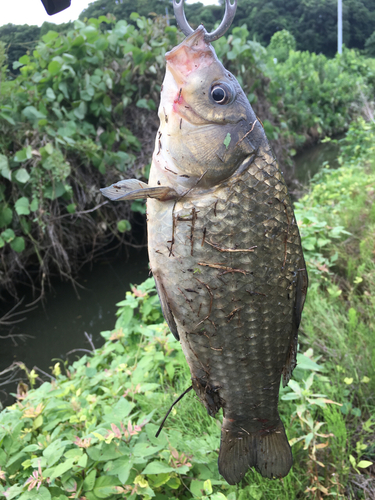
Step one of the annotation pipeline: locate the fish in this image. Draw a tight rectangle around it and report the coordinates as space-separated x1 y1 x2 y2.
101 25 308 484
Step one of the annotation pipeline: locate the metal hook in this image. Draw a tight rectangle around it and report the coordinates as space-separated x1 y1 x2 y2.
173 0 237 42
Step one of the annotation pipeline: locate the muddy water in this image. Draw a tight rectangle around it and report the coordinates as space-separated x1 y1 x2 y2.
0 247 149 406
294 138 340 184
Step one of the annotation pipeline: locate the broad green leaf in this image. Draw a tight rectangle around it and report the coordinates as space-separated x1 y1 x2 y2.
93 476 121 499
117 220 131 233
10 237 25 253
357 460 373 468
0 154 11 180
43 439 67 467
0 112 15 125
15 168 30 183
83 469 96 491
42 30 59 43
74 102 87 120
66 203 76 213
48 60 62 76
30 198 39 211
295 353 323 372
15 197 30 216
0 207 12 228
14 146 32 162
211 494 229 500
58 81 69 99
22 106 46 121
2 228 15 242
45 143 54 155
46 88 56 101
49 458 76 480
104 457 132 484
103 95 112 111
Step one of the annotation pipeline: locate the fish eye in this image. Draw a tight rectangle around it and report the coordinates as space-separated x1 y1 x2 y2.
210 83 232 105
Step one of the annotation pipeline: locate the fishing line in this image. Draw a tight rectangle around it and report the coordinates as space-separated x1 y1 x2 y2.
155 385 193 437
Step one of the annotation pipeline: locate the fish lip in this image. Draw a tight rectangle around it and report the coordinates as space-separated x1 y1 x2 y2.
165 25 217 83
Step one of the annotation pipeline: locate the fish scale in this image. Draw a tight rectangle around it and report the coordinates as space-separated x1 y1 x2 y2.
148 144 299 421
101 26 307 484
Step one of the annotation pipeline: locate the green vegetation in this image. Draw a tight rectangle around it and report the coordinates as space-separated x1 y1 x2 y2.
0 117 374 498
2 0 375 70
1 12 375 295
0 16 180 295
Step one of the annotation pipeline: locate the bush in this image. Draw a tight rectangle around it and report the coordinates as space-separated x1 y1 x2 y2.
268 29 296 63
0 15 179 295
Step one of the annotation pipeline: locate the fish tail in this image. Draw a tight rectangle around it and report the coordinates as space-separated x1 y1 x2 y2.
218 419 292 484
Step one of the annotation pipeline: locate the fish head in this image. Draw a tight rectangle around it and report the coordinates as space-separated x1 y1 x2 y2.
155 26 266 190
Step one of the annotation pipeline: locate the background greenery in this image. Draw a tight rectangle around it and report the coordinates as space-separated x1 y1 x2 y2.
2 0 375 73
0 118 374 498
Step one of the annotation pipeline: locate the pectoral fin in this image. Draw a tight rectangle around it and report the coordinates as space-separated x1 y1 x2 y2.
100 179 178 202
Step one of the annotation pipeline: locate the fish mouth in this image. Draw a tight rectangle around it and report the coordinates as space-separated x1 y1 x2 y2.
165 28 219 126
165 25 218 84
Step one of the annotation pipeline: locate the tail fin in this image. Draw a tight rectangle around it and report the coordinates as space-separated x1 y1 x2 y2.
218 420 292 484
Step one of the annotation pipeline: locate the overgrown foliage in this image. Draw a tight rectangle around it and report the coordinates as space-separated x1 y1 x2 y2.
0 118 375 499
78 0 375 57
266 38 375 147
0 15 179 296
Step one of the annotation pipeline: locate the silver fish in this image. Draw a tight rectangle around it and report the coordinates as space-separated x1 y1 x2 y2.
101 15 307 485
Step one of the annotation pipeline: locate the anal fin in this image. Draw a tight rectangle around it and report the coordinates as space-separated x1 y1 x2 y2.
100 179 178 202
154 276 179 341
282 267 308 387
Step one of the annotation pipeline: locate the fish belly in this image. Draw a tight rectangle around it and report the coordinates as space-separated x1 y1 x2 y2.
147 146 305 482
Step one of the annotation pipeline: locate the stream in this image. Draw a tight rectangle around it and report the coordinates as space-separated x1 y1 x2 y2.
0 138 341 407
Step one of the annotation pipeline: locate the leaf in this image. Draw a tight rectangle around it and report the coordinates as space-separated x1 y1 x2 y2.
74 102 87 120
93 476 121 499
67 204 76 214
22 106 46 122
0 208 13 228
10 237 25 253
296 353 323 372
14 146 32 162
117 220 131 233
357 460 373 468
103 95 112 112
2 228 15 242
15 197 30 216
142 461 174 475
49 458 76 480
0 154 11 180
46 88 56 101
0 112 16 125
223 132 231 149
15 168 30 183
43 439 67 467
211 494 229 500
30 198 39 212
105 457 132 484
83 470 96 491
204 479 213 495
48 60 62 76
